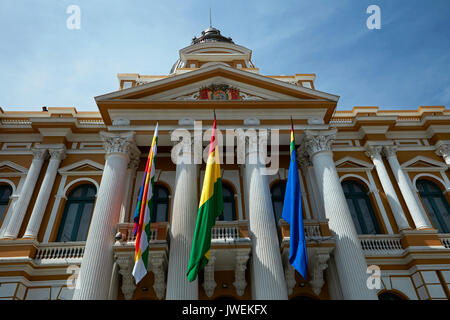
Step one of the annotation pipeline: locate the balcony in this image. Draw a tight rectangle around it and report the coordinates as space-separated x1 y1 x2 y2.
33 242 86 265
278 219 336 296
359 234 404 256
112 222 169 300
209 221 252 272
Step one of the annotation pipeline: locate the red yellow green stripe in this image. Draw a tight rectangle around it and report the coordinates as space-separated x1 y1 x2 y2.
186 116 224 282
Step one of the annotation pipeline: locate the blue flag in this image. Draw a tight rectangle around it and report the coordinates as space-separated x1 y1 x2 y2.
282 124 308 279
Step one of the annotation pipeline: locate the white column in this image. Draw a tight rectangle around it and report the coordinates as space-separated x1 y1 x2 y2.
383 146 432 229
298 152 325 220
2 148 48 239
325 255 344 300
435 143 450 166
366 145 410 231
24 148 66 239
119 149 140 223
166 147 199 300
304 129 377 300
242 139 288 300
107 262 119 300
73 131 136 300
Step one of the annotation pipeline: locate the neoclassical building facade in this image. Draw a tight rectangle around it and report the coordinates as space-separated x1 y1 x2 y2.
0 27 449 300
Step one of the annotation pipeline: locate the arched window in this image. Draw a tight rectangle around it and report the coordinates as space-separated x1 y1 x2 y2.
56 184 96 242
271 181 286 225
342 180 381 235
151 184 170 223
378 291 407 300
0 185 12 226
416 179 450 233
217 183 236 221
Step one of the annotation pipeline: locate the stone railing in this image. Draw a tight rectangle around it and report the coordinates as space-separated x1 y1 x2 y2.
211 221 249 243
438 234 450 249
359 234 404 255
279 219 333 242
116 222 168 244
34 242 86 261
329 117 354 124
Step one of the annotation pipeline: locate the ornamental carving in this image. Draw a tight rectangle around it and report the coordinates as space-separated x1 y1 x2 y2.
233 251 250 296
128 146 141 170
282 253 296 295
100 131 136 156
202 252 216 298
49 148 67 161
115 255 136 300
435 144 450 159
149 252 167 300
382 145 398 159
309 252 330 296
199 84 240 100
365 145 383 160
296 146 312 170
304 131 336 157
32 148 49 161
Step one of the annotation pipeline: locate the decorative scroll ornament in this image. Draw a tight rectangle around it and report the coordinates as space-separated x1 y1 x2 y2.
32 148 49 161
49 148 67 161
199 84 240 100
296 146 312 170
149 252 167 300
304 131 336 157
202 252 217 297
382 145 398 159
282 253 296 295
115 255 136 300
128 146 141 170
435 144 450 159
365 145 383 160
309 252 330 296
100 131 135 156
233 251 250 296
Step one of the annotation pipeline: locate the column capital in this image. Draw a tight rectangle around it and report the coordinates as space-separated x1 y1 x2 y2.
304 129 336 158
382 145 398 159
365 145 383 160
128 146 141 170
100 131 136 157
32 148 49 161
48 148 67 161
435 143 450 158
296 146 312 170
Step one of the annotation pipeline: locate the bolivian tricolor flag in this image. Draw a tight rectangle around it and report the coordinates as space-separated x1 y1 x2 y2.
132 123 158 284
186 115 224 282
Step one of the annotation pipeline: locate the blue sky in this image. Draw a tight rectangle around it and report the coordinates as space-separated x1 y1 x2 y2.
0 0 449 111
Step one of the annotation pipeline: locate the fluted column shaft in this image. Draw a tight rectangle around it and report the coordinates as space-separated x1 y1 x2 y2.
243 145 288 300
383 146 432 229
305 130 377 300
119 149 140 223
3 148 47 239
366 146 410 231
73 132 135 300
24 148 66 239
166 157 199 300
